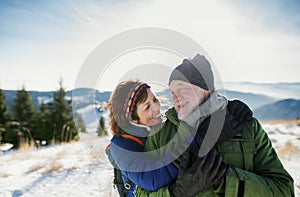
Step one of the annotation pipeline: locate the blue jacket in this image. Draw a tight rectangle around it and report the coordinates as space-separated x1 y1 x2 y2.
109 123 178 196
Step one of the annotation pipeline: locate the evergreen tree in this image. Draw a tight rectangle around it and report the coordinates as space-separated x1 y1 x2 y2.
11 86 36 146
34 101 52 144
97 116 108 136
0 89 10 143
49 79 77 143
73 113 86 133
4 121 20 148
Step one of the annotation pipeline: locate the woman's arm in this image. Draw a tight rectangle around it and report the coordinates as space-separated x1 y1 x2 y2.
110 136 178 191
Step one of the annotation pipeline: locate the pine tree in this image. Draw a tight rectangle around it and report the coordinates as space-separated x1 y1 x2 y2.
34 101 52 145
0 89 10 143
97 116 108 136
49 79 77 143
73 113 86 133
11 86 36 146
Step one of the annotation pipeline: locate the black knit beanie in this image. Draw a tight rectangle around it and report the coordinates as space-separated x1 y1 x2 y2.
169 54 215 91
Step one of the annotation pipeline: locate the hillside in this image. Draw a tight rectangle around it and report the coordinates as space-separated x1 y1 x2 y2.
223 82 300 99
254 99 300 121
223 89 277 110
2 84 300 123
1 123 300 196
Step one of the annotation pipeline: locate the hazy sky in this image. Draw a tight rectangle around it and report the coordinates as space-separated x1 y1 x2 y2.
1 0 300 91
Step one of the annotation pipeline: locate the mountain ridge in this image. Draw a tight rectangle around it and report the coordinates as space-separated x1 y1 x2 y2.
2 86 300 121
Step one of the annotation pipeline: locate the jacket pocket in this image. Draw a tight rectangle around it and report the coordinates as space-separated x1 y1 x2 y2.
217 137 256 171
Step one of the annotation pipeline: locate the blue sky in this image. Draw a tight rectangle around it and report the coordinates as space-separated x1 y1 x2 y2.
0 0 300 91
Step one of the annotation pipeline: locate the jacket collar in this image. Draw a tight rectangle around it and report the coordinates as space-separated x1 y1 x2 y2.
165 107 181 126
122 121 150 137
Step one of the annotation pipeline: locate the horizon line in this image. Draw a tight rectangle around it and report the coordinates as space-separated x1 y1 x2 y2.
1 81 300 92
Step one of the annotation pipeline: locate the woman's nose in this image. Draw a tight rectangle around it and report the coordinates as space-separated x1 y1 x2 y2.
153 102 161 112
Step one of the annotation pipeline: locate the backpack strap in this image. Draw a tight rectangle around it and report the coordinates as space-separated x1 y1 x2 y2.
106 134 144 196
113 167 133 197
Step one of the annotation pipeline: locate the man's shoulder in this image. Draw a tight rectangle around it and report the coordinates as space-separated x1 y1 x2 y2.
241 117 261 129
240 117 265 138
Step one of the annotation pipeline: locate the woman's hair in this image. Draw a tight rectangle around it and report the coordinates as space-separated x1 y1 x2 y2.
108 80 149 135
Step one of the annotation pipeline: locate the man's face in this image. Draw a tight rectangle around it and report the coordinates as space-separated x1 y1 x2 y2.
170 80 208 119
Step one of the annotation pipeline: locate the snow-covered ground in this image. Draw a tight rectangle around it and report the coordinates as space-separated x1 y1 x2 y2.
263 123 300 195
0 133 118 197
1 124 299 196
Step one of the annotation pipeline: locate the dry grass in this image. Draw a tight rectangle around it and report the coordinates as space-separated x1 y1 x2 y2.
261 119 300 125
26 149 73 174
27 163 45 173
18 141 35 152
9 150 34 161
55 150 68 159
66 166 78 172
277 141 299 160
42 162 63 175
0 171 10 178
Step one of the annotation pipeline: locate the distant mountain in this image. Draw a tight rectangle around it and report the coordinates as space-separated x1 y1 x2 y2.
223 82 300 99
2 87 299 126
3 90 53 113
70 88 111 110
3 88 111 112
223 90 278 110
2 88 111 132
253 99 300 121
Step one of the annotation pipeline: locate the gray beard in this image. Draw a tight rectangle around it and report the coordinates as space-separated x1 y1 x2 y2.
181 91 228 129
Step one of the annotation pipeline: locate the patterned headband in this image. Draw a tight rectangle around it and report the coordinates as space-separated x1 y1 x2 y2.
123 82 150 119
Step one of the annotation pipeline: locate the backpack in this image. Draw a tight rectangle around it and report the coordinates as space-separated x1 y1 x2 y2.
105 134 144 197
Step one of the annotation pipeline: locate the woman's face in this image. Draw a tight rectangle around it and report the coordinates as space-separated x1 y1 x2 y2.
136 88 162 126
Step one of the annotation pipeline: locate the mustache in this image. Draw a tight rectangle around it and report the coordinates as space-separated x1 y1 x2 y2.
175 100 188 107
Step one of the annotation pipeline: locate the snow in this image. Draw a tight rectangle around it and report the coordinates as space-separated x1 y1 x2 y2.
1 124 300 196
0 143 14 152
262 123 300 195
0 133 118 197
74 104 109 133
264 124 300 147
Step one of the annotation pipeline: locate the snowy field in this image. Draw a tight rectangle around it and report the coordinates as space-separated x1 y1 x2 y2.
1 124 300 197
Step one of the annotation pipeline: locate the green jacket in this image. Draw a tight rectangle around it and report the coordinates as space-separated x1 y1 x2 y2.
136 108 294 197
